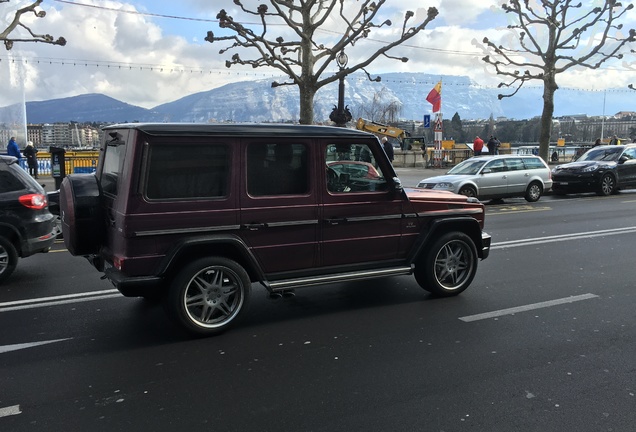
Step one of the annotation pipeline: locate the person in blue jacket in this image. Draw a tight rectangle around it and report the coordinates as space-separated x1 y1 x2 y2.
7 136 22 162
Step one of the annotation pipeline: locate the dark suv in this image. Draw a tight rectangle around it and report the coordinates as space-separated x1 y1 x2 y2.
0 155 56 283
60 124 491 335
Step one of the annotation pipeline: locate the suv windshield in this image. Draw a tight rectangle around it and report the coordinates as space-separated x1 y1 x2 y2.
448 158 487 175
579 147 623 162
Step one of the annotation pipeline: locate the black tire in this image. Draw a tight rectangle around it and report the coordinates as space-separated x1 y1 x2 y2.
59 174 104 255
524 182 543 202
458 185 477 199
164 257 251 336
414 232 478 297
597 173 616 196
0 236 18 284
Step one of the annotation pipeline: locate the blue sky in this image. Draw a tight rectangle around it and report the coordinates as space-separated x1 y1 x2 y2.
1 0 635 109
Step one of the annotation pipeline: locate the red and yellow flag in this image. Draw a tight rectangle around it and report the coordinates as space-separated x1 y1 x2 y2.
426 81 442 113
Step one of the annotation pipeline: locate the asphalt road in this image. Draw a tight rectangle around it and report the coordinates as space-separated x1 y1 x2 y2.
1 182 636 431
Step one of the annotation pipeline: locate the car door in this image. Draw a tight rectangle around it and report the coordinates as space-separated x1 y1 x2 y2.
617 147 636 187
477 158 508 199
239 139 319 274
321 141 403 268
502 157 529 196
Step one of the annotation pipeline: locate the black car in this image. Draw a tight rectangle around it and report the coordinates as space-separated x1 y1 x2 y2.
551 144 636 196
0 155 56 283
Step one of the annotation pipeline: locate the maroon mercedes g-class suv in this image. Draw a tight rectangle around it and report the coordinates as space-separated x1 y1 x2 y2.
60 123 490 335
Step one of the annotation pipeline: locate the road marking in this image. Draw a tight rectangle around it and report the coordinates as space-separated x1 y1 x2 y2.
0 338 72 354
0 405 21 418
459 293 599 322
0 290 120 313
491 226 636 249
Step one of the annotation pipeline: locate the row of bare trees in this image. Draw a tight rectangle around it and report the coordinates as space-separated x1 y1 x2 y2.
2 1 635 163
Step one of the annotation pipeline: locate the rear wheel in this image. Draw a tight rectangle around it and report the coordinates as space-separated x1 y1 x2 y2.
524 182 543 202
414 232 478 296
597 173 616 196
0 236 18 284
164 257 251 336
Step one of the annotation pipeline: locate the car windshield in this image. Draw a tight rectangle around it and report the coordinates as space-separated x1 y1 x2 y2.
447 158 487 175
578 147 623 162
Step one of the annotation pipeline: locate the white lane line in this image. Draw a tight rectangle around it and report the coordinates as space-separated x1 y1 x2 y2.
0 294 121 313
492 227 636 249
0 405 21 418
459 293 599 322
0 289 119 307
0 338 73 354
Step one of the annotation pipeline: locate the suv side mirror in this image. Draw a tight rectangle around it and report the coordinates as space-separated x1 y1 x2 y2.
482 168 491 174
619 155 628 164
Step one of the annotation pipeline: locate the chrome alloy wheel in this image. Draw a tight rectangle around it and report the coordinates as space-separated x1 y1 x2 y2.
433 239 474 291
182 265 245 329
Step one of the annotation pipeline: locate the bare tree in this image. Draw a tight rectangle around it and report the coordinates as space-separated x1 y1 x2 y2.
1 0 66 50
205 1 437 124
478 0 635 162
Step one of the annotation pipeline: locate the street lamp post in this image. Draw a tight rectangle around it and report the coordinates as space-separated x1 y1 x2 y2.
329 50 352 127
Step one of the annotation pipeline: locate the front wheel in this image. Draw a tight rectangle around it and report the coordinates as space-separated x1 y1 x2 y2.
458 185 477 199
164 257 251 336
597 173 616 196
414 232 478 296
0 236 18 284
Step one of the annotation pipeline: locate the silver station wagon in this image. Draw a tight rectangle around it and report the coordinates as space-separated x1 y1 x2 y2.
418 155 553 202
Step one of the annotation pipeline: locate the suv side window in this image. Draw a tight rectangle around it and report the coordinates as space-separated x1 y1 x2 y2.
145 143 229 200
247 143 308 196
0 169 23 193
325 143 387 193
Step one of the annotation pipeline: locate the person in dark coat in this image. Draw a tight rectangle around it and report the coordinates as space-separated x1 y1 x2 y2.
487 136 499 155
381 137 394 162
23 141 38 178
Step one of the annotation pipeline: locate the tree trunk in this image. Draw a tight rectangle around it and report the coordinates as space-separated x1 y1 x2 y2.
298 83 315 125
538 74 557 163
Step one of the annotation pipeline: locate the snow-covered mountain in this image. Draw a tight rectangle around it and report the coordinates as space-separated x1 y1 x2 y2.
7 72 633 124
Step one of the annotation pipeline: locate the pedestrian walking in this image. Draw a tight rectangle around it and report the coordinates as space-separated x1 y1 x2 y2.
609 135 621 145
592 138 602 147
7 136 22 163
23 141 39 178
473 136 484 156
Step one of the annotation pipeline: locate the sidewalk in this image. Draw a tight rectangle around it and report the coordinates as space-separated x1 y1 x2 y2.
38 176 57 192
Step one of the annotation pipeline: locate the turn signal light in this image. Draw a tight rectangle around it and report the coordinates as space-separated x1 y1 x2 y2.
18 194 48 210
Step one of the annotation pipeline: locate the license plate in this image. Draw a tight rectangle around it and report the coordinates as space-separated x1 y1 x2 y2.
557 182 568 185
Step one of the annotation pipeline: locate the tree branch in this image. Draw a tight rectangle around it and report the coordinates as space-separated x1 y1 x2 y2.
1 0 66 50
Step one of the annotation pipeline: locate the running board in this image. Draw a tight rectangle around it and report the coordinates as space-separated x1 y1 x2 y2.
267 266 413 292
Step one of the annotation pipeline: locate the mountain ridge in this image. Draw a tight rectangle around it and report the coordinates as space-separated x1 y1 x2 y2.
3 72 632 124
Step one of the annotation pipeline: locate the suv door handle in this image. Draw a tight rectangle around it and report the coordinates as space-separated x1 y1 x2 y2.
243 223 268 230
325 217 347 225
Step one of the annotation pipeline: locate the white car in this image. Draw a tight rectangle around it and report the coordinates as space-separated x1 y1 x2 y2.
417 155 553 202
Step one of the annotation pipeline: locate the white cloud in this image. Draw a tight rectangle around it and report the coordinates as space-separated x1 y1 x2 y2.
1 0 635 110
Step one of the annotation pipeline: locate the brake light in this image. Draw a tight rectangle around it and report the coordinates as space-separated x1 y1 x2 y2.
18 194 48 210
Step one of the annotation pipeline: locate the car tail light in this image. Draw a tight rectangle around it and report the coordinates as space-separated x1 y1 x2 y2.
19 194 48 210
113 256 123 270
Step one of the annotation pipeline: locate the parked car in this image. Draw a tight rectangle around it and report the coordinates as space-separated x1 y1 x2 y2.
551 144 636 196
60 123 491 336
0 155 56 284
417 155 552 202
